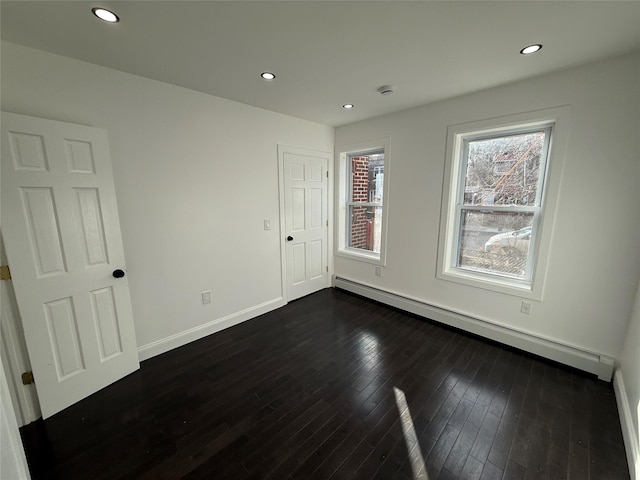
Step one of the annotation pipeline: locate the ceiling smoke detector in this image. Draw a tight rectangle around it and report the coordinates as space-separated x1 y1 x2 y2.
377 85 396 96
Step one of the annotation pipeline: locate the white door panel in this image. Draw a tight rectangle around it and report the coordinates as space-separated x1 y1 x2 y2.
1 112 139 418
309 239 323 279
292 243 306 285
282 149 329 300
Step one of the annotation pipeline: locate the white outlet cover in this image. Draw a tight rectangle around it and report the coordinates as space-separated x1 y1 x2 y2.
201 291 212 304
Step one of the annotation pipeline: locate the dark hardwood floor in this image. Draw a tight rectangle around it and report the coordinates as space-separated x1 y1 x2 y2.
20 288 629 480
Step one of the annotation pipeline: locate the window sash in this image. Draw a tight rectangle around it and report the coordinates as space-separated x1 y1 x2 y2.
347 205 383 253
458 126 552 209
453 206 541 282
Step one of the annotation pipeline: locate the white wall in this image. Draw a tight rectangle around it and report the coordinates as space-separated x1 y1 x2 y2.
335 53 640 362
617 280 640 479
1 42 334 357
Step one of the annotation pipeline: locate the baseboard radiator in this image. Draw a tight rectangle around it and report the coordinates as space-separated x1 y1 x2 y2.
333 276 614 381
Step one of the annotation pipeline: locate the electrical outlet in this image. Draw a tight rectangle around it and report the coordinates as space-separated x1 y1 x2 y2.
375 266 382 277
201 290 212 305
520 301 532 315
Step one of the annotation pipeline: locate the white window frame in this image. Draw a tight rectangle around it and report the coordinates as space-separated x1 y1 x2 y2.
336 138 391 266
437 107 570 300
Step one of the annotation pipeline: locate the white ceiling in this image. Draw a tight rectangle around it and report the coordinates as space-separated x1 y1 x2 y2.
2 1 640 127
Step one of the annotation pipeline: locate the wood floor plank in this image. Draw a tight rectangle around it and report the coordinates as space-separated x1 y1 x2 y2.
442 420 480 476
502 459 526 480
469 411 500 464
19 288 630 480
480 461 504 480
459 454 485 480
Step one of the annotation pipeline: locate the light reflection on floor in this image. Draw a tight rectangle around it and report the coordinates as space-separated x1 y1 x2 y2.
394 386 429 480
353 331 383 409
357 330 380 364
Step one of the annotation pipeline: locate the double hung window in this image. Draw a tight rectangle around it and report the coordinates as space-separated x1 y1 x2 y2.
337 139 390 265
437 108 569 298
347 150 385 253
456 127 551 281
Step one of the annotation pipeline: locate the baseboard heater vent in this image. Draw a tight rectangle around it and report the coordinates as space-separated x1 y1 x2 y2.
333 276 614 381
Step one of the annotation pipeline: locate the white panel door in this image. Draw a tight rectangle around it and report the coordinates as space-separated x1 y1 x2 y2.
283 150 328 300
1 112 139 419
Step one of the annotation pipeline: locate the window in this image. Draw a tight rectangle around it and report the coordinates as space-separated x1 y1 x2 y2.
348 151 384 252
457 127 551 280
437 108 570 299
336 139 390 265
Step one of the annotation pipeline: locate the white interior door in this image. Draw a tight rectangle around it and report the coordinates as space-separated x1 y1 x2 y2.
282 148 329 300
1 112 139 419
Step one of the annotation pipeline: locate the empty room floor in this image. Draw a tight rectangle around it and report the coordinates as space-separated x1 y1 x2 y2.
20 288 629 479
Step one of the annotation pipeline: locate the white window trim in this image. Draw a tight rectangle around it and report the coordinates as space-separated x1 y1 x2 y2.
336 138 391 266
437 107 571 300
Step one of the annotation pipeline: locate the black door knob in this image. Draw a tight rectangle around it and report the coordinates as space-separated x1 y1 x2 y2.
112 269 125 278
286 236 294 241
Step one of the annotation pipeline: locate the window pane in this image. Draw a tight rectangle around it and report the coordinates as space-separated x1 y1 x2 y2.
458 210 533 278
349 205 382 253
463 131 546 207
350 153 384 203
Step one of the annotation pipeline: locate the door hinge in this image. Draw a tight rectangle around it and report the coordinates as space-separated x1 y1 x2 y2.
0 265 11 281
326 266 329 272
326 220 328 227
21 371 34 385
326 170 328 178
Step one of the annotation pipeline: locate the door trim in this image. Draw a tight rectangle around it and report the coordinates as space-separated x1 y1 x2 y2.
277 145 333 302
0 266 41 425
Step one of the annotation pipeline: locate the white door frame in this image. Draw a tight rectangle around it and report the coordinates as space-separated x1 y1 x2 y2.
0 258 41 426
0 355 31 479
277 145 333 302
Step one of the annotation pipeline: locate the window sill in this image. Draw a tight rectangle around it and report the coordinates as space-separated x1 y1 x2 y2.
336 248 384 266
437 267 542 300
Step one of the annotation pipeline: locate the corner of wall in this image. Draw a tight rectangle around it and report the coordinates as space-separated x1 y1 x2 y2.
614 368 639 480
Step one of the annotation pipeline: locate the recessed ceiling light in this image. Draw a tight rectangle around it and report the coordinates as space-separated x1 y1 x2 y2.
92 7 119 23
342 104 354 109
261 72 276 80
520 44 542 55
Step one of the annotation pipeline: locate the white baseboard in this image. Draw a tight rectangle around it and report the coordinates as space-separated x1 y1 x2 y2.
614 369 639 480
137 297 286 361
333 276 614 381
